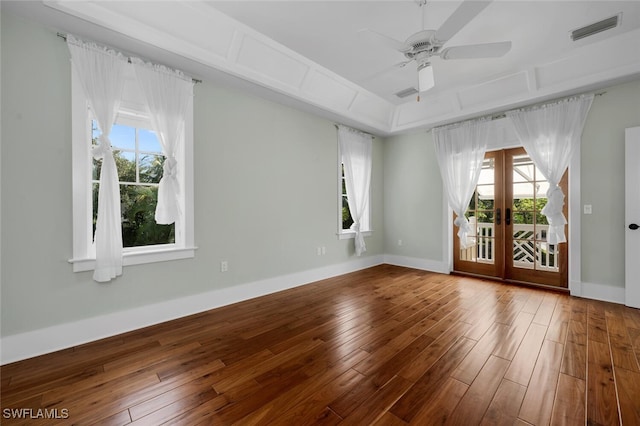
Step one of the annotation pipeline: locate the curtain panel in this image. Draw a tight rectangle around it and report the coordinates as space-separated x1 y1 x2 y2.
433 119 491 249
338 125 373 256
507 94 594 245
132 59 194 226
67 35 128 283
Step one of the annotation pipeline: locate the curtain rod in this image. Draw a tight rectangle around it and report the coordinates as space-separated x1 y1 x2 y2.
334 124 376 139
445 90 606 127
487 91 605 121
57 32 202 84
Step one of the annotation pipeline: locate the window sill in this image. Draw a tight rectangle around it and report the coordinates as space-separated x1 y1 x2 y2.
69 246 197 272
337 230 372 240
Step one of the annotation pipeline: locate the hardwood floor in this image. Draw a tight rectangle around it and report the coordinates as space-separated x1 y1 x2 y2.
2 265 639 425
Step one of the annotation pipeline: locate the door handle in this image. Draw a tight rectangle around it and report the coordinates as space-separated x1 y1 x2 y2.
496 208 501 225
630 223 639 230
506 208 511 225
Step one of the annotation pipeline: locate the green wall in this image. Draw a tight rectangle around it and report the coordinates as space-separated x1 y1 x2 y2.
0 12 384 337
383 131 444 262
580 80 640 288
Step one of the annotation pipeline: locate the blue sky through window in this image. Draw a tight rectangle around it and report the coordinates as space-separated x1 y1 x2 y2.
109 124 135 150
139 128 162 153
92 122 161 154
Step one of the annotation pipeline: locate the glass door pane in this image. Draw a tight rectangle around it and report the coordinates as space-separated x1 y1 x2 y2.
505 148 567 288
510 154 559 273
454 151 503 278
459 158 495 264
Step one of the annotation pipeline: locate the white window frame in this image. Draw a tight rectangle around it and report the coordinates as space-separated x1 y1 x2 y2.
337 143 372 240
69 69 196 272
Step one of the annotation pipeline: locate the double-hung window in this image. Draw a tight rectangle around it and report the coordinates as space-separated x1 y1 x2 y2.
70 64 195 273
91 119 174 248
338 162 371 237
337 125 372 256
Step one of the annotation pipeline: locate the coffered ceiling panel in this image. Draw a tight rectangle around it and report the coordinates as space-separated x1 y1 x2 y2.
5 0 639 135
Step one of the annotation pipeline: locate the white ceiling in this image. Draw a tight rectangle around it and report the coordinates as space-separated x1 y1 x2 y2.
4 1 640 135
210 1 640 103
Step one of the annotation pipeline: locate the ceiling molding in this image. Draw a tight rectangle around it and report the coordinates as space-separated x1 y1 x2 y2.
45 0 396 134
43 1 640 136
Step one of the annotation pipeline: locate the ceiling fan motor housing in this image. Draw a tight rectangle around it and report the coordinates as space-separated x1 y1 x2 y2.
403 30 442 59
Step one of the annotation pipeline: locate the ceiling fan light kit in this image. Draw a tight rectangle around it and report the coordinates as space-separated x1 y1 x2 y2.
418 63 435 93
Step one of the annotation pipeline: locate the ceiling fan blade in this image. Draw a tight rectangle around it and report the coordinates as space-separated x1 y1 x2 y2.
440 41 512 59
358 28 411 53
435 0 492 43
363 60 412 81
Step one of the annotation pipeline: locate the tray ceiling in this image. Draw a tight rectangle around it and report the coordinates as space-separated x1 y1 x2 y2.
4 1 640 135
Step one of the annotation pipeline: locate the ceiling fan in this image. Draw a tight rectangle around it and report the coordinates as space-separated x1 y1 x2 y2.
361 0 512 94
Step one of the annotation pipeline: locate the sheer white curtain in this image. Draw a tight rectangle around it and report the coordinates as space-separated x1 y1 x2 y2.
132 59 194 225
67 35 128 283
338 125 372 256
507 95 593 245
433 120 490 249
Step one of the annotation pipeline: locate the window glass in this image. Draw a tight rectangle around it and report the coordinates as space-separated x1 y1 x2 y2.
115 151 136 182
341 164 354 230
139 128 162 152
339 161 370 235
91 120 174 248
139 154 165 184
109 124 136 150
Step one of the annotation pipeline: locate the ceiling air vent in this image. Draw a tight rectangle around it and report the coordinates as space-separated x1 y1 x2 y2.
395 87 419 99
571 13 621 41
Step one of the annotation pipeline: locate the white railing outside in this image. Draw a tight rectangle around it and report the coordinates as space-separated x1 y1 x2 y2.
512 224 559 272
460 220 494 264
460 222 559 272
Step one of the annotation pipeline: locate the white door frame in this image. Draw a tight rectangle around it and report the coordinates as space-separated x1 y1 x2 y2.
625 127 640 308
568 144 581 296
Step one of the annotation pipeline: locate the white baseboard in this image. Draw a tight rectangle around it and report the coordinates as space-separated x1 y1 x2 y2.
577 281 626 305
0 255 384 365
1 255 627 365
383 254 449 274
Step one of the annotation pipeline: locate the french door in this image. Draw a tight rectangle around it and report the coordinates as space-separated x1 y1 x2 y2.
454 147 568 288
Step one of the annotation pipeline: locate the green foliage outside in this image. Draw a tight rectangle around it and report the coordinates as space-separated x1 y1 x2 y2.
342 197 354 230
92 151 174 248
341 165 354 230
512 198 549 225
467 192 549 225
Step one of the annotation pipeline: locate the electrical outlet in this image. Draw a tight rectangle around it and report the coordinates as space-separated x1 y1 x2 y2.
220 260 228 272
398 239 403 246
321 246 326 255
316 247 322 256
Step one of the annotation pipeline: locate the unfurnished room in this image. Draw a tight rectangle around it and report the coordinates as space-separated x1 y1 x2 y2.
1 0 640 424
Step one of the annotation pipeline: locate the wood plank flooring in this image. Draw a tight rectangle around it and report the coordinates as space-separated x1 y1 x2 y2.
2 265 640 425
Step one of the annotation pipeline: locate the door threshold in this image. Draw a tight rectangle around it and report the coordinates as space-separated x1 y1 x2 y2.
451 271 569 293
